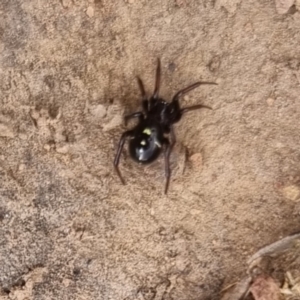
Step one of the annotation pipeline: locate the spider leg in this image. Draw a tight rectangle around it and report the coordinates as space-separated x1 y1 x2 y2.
153 58 161 99
137 77 149 112
124 112 144 125
148 58 161 110
172 81 217 104
114 130 134 185
180 104 212 115
163 126 176 194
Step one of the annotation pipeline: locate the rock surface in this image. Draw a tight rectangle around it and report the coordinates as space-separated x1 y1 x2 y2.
0 1 300 299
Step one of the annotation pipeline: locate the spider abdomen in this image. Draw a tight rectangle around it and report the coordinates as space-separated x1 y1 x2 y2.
129 123 164 164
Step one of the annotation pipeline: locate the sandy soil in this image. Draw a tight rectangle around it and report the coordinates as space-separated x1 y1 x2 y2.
0 0 300 299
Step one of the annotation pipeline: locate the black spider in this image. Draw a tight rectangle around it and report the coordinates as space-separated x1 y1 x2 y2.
114 58 217 194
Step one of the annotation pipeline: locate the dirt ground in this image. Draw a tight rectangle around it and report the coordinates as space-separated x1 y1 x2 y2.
0 0 300 299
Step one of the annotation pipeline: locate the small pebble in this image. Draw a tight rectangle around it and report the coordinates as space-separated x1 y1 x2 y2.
215 78 222 84
91 104 107 119
44 144 51 151
62 278 71 287
61 0 72 8
282 185 300 201
56 144 70 154
18 164 25 171
86 6 94 18
212 240 218 246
